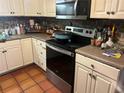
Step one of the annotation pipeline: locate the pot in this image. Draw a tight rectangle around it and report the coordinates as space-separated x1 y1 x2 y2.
52 31 71 39
52 31 71 43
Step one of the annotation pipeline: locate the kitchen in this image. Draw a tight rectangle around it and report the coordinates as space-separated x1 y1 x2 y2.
0 0 124 93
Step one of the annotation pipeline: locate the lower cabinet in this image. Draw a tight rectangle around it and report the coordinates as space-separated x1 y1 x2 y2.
74 63 92 93
21 38 33 65
74 54 118 93
5 45 23 70
90 72 116 93
0 48 7 73
32 38 39 65
32 38 46 71
0 40 24 74
74 63 116 93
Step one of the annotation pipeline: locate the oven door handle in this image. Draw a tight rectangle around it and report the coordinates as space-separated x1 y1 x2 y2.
47 44 74 57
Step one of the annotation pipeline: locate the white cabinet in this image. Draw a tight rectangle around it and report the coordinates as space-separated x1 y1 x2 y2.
23 0 40 16
0 0 24 16
5 45 23 70
23 0 45 16
74 54 119 93
10 0 24 16
74 63 92 93
90 72 116 93
21 38 33 65
0 0 10 16
32 38 39 65
0 40 23 73
90 0 124 19
44 0 56 17
0 49 7 74
32 38 46 71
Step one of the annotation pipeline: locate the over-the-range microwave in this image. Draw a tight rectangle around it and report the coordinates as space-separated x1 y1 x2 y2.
56 0 91 20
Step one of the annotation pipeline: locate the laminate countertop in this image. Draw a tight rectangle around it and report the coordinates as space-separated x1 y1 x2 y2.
6 33 51 41
76 45 124 70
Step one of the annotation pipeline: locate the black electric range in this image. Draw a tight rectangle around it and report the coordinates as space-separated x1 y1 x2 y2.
46 26 95 93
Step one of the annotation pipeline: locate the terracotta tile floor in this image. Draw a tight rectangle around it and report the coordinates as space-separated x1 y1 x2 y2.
0 64 62 93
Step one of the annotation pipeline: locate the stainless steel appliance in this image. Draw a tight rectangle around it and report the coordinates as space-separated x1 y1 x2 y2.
56 0 91 19
46 26 95 93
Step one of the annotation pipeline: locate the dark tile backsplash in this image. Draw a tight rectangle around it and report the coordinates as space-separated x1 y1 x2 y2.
0 16 124 32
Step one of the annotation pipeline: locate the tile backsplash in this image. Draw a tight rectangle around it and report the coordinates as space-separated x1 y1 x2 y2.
0 17 124 32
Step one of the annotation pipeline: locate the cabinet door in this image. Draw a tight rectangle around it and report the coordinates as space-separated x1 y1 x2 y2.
38 0 45 16
74 63 92 93
0 0 10 16
110 0 124 19
91 72 116 93
21 38 33 65
45 0 56 17
0 49 7 74
90 0 111 18
10 0 24 16
5 46 23 70
23 0 39 16
32 39 39 65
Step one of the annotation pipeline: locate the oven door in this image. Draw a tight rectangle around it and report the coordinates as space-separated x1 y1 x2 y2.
46 43 75 85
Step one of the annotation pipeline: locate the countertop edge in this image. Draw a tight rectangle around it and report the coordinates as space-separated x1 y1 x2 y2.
76 49 123 70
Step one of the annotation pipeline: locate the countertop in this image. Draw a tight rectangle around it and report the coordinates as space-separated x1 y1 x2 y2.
6 33 51 41
76 45 124 70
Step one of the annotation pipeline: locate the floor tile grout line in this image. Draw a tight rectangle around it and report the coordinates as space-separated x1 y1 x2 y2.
12 71 39 92
12 74 25 93
24 68 47 92
0 64 62 93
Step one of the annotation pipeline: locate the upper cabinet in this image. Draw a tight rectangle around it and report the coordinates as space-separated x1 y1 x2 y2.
44 0 56 17
0 0 56 17
10 0 24 16
0 0 10 16
90 0 124 19
23 0 41 16
0 0 24 16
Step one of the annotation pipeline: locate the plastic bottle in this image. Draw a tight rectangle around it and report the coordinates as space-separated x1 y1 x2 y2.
16 24 21 35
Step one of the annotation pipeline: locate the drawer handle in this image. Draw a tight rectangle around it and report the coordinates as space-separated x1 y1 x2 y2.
91 64 95 69
2 50 7 53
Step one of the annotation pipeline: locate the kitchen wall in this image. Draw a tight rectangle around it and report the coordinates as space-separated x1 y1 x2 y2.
0 17 124 32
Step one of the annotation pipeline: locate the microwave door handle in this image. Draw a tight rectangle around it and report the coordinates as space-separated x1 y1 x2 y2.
47 44 74 57
74 0 78 16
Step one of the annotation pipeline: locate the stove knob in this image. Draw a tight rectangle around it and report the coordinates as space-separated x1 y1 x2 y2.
86 30 89 33
89 31 92 34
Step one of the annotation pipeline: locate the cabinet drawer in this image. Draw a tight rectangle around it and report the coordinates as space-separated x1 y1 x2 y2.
37 40 46 48
76 54 120 81
38 47 46 59
4 40 20 48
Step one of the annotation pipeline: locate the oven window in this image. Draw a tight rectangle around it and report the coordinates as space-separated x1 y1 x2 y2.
47 46 74 85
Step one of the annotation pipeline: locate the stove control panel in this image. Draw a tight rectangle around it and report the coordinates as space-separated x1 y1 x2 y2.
65 26 95 38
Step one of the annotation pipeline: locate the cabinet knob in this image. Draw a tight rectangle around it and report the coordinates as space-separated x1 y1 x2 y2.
13 12 15 14
111 11 115 15
89 73 92 77
106 12 110 15
10 12 13 14
91 64 95 69
92 75 97 80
